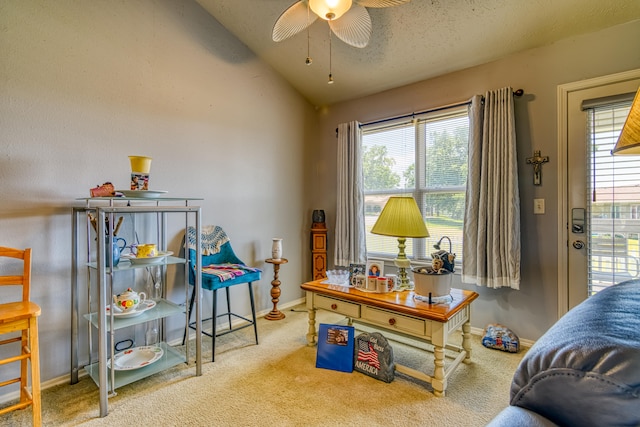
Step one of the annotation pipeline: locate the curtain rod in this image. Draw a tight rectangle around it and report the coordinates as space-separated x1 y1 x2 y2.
358 88 524 129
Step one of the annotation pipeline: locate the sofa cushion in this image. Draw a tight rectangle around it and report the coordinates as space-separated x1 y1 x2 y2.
510 280 640 426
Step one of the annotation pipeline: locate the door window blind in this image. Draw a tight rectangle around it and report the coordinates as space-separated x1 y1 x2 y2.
586 99 636 295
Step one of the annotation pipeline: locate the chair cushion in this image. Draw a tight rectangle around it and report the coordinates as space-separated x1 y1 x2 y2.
510 279 640 427
201 264 261 290
202 264 260 282
188 247 261 291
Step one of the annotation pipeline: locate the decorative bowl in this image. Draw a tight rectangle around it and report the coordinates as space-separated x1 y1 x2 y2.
412 267 452 297
325 269 350 285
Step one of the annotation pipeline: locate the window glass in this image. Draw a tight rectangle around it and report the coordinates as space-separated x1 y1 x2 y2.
362 107 469 262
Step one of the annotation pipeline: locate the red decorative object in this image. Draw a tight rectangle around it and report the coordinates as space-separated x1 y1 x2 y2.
90 182 115 197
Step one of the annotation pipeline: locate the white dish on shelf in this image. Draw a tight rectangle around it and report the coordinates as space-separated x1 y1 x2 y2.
116 190 168 198
121 251 173 265
108 346 164 371
106 299 156 318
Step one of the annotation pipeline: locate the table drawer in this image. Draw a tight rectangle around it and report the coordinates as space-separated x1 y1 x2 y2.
362 305 426 337
315 294 360 318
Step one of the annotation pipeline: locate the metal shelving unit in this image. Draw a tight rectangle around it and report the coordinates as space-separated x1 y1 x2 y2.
70 197 202 417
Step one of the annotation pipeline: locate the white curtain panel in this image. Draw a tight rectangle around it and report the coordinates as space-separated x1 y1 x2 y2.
462 88 521 289
335 121 367 267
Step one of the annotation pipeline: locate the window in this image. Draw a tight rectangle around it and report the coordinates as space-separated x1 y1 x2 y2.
586 99 637 295
361 106 470 263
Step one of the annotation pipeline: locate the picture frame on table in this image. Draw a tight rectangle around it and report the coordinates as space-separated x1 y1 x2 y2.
349 263 366 287
366 260 384 277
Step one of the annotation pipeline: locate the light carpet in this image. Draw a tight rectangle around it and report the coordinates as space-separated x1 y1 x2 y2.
2 305 526 426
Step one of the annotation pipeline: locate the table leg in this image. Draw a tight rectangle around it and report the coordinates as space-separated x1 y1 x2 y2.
432 345 446 397
306 307 317 346
462 320 472 363
431 322 447 397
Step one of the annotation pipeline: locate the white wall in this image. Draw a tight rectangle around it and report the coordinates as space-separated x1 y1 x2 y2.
311 20 640 341
0 0 317 391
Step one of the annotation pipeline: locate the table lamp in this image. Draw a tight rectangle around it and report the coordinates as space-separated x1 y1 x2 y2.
611 88 640 155
371 196 429 290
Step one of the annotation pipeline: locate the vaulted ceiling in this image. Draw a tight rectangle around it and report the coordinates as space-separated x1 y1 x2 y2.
197 0 640 107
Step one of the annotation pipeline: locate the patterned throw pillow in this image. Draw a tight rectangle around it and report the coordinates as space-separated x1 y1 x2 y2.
482 324 520 353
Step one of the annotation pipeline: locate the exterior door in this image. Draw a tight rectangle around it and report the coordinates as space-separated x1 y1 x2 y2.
561 71 640 314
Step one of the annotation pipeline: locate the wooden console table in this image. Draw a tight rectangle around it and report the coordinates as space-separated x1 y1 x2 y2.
300 279 478 397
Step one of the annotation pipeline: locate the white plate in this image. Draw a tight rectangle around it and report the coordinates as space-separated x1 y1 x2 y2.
117 190 168 198
108 346 164 371
106 299 156 318
122 251 173 265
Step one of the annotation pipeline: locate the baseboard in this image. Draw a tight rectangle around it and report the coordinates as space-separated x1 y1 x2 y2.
0 372 78 407
259 297 306 318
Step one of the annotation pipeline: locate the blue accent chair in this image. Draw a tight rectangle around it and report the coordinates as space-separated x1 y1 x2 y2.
184 227 261 362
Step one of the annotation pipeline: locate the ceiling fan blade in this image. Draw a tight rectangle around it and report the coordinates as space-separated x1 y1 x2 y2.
272 1 318 42
329 4 371 48
355 0 411 7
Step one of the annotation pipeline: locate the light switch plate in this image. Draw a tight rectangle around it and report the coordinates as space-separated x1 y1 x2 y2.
534 198 545 214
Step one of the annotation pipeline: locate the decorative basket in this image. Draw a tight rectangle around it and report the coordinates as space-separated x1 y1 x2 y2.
412 267 452 297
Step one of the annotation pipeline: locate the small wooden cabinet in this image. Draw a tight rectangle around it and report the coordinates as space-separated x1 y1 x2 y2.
310 223 327 280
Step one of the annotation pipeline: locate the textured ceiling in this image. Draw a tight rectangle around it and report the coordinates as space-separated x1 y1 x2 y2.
197 0 640 107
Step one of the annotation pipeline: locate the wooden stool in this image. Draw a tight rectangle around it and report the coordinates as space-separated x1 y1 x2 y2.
0 247 42 426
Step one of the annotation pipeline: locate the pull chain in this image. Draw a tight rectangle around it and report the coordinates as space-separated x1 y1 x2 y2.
305 2 312 65
328 25 334 84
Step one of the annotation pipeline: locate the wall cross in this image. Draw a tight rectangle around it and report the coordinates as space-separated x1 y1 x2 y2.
526 150 549 185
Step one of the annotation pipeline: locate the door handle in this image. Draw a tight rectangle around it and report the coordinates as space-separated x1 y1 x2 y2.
572 208 585 234
572 240 585 250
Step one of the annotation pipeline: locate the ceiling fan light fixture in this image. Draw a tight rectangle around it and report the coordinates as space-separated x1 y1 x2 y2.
309 0 353 21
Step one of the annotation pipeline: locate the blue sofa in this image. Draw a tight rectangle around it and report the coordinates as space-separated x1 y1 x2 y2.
488 280 640 426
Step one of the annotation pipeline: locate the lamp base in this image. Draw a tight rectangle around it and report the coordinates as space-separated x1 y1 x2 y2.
394 257 413 291
393 236 414 290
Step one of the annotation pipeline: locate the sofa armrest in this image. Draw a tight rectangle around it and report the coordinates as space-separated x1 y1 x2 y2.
509 280 640 426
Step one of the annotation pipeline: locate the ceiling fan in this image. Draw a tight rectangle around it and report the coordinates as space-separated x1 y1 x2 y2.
272 0 411 82
273 0 411 48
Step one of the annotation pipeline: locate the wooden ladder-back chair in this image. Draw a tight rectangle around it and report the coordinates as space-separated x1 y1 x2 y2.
0 247 41 426
183 226 261 362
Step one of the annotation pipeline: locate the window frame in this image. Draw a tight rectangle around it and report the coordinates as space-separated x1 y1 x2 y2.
361 105 470 265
